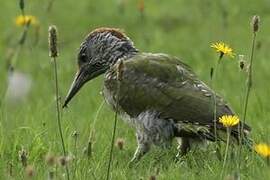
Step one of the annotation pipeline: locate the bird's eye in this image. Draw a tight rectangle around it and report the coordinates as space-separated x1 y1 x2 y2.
80 53 88 63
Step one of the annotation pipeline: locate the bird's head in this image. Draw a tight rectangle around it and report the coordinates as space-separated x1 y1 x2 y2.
63 28 137 107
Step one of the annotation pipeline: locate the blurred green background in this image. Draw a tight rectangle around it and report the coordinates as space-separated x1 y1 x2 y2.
0 0 270 179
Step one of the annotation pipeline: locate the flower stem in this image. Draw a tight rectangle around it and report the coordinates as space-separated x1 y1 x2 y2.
222 128 231 176
210 55 223 159
241 32 256 138
52 58 70 180
239 31 257 171
106 80 120 180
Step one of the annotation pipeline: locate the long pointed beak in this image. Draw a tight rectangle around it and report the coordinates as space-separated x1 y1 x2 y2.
63 63 107 108
62 67 88 108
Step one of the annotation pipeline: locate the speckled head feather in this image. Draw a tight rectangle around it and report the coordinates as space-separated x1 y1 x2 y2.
63 27 138 107
87 28 128 40
77 27 138 68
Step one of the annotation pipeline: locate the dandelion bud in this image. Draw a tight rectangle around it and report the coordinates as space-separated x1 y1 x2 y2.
19 0 24 12
210 67 214 79
117 59 124 81
48 25 58 58
251 15 260 33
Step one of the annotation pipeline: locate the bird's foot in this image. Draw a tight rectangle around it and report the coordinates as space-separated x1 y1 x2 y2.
174 152 185 163
128 157 139 168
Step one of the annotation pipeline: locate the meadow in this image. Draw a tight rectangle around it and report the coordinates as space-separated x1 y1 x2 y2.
0 0 270 179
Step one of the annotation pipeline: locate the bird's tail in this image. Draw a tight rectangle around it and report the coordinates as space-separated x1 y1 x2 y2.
230 121 253 149
241 135 254 150
230 128 253 150
174 121 253 150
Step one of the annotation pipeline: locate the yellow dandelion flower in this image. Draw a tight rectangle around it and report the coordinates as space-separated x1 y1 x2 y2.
15 15 38 27
254 143 270 158
219 115 240 127
211 42 235 58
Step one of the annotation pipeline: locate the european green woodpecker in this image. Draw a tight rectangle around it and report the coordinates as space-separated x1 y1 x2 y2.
63 28 251 162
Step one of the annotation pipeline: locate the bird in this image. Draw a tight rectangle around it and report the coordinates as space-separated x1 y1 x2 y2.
63 27 251 163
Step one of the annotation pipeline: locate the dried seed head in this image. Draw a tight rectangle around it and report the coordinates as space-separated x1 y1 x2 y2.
45 153 55 166
256 41 262 50
224 173 239 180
251 15 260 33
239 61 245 70
72 131 79 138
116 60 124 81
19 0 24 11
48 25 58 58
58 156 67 166
8 162 13 176
238 55 246 70
115 138 125 150
58 156 72 166
149 175 157 180
83 141 92 158
138 0 145 13
86 141 92 158
5 48 15 70
25 165 34 178
18 148 28 167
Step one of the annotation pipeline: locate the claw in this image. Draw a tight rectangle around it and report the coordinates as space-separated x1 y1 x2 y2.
127 158 139 168
174 152 184 163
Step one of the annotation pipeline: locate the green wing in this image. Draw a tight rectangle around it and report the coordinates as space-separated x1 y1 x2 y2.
105 53 249 131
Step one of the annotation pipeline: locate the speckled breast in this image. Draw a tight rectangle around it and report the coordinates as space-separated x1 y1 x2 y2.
102 70 119 111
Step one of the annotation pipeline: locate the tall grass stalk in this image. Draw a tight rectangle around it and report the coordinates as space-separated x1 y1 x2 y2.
241 15 259 137
106 60 124 180
19 0 25 16
221 128 231 177
48 25 70 180
87 100 105 158
47 0 56 12
72 131 78 179
210 54 223 160
212 56 222 140
239 15 260 170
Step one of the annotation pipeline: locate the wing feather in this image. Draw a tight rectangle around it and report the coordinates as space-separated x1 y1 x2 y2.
105 53 251 132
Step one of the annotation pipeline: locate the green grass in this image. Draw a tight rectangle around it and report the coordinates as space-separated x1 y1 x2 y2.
1 0 270 179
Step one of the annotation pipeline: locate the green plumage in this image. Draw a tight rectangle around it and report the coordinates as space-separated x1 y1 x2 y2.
64 29 252 161
104 53 251 141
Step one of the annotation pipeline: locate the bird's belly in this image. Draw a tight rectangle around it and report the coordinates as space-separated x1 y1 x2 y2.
102 72 118 110
102 84 117 110
103 84 136 127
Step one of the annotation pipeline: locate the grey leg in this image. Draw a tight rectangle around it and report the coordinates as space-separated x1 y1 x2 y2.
176 137 190 159
129 131 151 164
